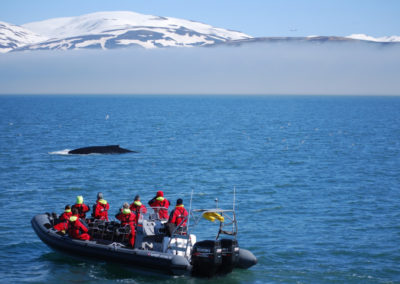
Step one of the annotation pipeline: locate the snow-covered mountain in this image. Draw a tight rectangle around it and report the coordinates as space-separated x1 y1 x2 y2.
16 11 250 51
212 35 400 48
346 34 400 42
0 21 47 53
1 11 399 53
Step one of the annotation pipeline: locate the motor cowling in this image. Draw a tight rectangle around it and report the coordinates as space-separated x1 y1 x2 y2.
219 239 239 273
191 240 222 277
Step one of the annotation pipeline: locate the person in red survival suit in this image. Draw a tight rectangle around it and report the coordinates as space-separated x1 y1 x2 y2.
166 198 189 236
59 205 73 221
92 192 110 221
116 202 136 248
67 211 91 241
130 195 147 225
148 190 170 220
71 195 90 219
53 205 72 232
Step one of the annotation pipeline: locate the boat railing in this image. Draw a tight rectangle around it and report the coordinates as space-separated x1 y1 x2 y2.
140 206 169 223
85 208 236 251
191 209 238 240
87 219 132 244
163 208 238 257
164 214 193 257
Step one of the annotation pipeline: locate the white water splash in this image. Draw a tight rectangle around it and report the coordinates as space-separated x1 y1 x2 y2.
48 149 71 155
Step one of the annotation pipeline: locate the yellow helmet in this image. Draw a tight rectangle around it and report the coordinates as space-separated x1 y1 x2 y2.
76 195 83 204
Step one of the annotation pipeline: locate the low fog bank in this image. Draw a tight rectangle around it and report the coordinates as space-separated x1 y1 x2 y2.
0 42 399 95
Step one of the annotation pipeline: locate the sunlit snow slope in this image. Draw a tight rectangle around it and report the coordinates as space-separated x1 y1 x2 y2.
1 11 399 53
19 11 251 50
0 21 47 53
346 33 400 42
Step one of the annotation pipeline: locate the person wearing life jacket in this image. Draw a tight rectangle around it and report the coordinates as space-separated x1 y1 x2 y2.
71 195 90 219
115 202 136 248
60 205 72 221
92 192 110 221
167 198 189 236
53 205 72 233
130 195 147 224
67 209 91 241
148 190 170 220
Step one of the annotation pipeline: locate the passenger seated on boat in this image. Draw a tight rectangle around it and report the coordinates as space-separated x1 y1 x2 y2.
92 192 110 221
53 205 72 233
72 195 90 219
115 202 136 247
67 214 91 241
148 190 170 220
166 198 188 236
59 205 72 221
130 195 147 225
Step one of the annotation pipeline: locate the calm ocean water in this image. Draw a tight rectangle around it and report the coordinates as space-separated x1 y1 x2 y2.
0 95 399 283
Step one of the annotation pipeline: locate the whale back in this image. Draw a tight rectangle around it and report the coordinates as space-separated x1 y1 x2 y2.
68 145 135 154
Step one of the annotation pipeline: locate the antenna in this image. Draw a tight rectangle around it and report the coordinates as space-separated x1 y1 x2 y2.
233 186 236 211
187 189 193 229
185 189 194 255
215 198 219 209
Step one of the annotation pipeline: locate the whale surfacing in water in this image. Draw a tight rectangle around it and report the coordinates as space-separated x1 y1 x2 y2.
68 145 136 155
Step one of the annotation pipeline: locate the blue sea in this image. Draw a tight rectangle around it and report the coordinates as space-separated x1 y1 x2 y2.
0 95 399 283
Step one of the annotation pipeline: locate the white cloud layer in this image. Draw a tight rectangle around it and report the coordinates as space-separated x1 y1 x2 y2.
0 42 399 95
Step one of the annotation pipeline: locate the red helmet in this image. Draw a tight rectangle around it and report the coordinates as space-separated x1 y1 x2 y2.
156 190 164 197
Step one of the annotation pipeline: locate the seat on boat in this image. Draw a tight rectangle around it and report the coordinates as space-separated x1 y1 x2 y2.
115 225 131 244
135 219 165 250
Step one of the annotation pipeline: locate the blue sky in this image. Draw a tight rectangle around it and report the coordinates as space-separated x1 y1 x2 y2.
1 0 399 37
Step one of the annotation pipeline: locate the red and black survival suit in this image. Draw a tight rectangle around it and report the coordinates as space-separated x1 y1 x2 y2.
115 209 136 247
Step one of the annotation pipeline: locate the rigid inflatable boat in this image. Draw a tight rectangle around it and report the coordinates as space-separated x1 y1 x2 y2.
31 208 257 277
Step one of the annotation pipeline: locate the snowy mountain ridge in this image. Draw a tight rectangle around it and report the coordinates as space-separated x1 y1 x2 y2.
346 33 400 42
0 21 47 53
1 11 399 53
22 11 248 39
15 11 251 51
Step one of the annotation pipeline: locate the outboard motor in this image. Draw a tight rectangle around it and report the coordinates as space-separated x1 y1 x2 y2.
218 239 239 273
191 240 222 277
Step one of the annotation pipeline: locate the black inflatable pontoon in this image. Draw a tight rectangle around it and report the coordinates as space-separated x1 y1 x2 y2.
32 214 190 275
